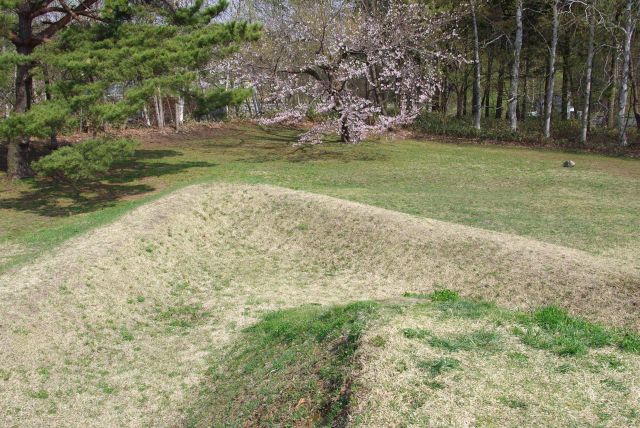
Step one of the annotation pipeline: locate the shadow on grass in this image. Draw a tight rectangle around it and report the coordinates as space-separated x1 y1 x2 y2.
241 143 388 164
216 127 387 164
0 149 216 217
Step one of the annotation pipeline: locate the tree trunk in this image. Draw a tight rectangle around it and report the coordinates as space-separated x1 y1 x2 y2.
340 114 350 143
7 10 35 178
581 10 596 144
154 88 164 129
463 78 468 116
252 91 261 116
442 79 451 114
42 65 58 150
175 96 184 129
495 62 505 119
509 0 524 131
142 103 152 127
618 0 635 146
608 50 619 127
471 3 482 130
543 0 559 138
561 35 571 120
629 42 640 129
6 141 32 179
522 58 529 120
369 65 386 115
483 49 494 118
456 85 464 118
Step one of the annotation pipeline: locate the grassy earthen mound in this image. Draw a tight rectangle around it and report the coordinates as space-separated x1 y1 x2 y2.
1 183 638 425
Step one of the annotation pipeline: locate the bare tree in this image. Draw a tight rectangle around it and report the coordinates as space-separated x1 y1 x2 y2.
509 0 523 131
543 0 560 138
617 0 638 146
471 2 482 130
581 4 596 144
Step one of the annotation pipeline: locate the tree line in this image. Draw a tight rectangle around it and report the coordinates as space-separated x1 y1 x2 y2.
0 0 639 180
441 0 640 146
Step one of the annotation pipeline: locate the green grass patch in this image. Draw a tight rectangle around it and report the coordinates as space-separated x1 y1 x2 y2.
27 389 49 399
514 306 640 356
402 327 431 339
498 396 529 410
403 289 461 302
186 301 378 427
403 325 502 353
156 302 210 329
428 289 461 302
405 294 640 357
185 295 639 426
428 329 503 353
120 328 134 341
417 357 461 376
430 298 499 320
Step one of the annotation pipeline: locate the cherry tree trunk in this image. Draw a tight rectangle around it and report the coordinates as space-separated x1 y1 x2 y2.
340 115 350 143
508 0 523 131
543 0 559 138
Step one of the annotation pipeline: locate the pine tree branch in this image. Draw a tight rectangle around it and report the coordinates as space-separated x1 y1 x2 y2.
34 0 101 42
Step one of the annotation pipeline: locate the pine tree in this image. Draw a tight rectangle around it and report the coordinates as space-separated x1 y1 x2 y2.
0 0 259 178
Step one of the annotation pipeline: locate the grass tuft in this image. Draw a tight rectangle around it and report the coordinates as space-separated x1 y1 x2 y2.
619 333 640 353
429 289 460 302
430 299 498 320
418 357 461 375
28 390 49 400
402 328 431 339
499 396 529 410
427 329 502 353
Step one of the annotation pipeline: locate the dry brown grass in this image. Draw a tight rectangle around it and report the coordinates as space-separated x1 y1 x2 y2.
0 242 26 266
352 306 640 427
0 183 638 425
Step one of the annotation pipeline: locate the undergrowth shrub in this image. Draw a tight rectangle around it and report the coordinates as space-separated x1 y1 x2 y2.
414 111 639 147
33 138 137 185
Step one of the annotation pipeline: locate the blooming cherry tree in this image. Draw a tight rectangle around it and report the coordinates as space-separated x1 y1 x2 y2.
228 0 458 145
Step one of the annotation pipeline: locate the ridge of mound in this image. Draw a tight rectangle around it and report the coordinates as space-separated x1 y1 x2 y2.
0 183 638 425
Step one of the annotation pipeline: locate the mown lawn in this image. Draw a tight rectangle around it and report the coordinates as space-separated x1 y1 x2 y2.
1 123 639 272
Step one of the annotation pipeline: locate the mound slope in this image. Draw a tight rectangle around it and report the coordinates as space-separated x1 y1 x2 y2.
0 183 638 425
